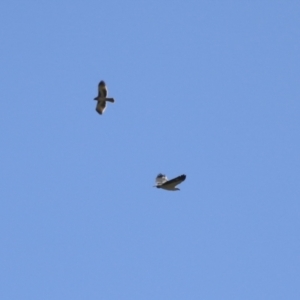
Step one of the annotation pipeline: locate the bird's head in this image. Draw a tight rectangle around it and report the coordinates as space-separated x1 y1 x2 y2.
99 80 106 86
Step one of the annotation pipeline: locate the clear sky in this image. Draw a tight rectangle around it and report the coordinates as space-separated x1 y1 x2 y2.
1 1 299 299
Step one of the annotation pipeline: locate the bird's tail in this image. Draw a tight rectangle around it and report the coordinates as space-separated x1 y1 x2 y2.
105 98 115 103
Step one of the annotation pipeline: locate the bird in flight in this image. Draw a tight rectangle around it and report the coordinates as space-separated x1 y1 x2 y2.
154 173 186 191
94 81 115 115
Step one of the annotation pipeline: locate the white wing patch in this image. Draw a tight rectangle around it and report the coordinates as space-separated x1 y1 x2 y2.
156 173 168 185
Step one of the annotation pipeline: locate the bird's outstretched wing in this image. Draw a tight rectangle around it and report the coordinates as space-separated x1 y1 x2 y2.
162 174 186 188
96 100 106 114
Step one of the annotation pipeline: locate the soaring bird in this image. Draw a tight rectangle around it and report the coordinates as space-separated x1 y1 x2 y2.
154 173 186 191
94 81 115 115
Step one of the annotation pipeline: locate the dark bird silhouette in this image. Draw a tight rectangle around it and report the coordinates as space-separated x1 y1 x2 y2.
154 174 186 191
94 81 115 115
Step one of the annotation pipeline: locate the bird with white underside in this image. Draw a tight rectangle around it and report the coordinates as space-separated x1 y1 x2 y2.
94 80 115 115
154 174 186 191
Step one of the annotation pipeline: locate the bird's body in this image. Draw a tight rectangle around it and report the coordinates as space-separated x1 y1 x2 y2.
154 174 186 191
94 81 115 115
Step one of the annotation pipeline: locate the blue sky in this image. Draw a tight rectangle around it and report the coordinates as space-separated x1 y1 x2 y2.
1 1 300 299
